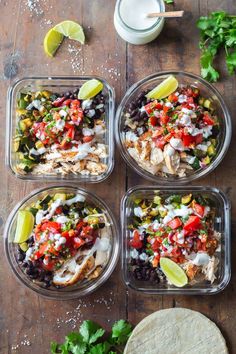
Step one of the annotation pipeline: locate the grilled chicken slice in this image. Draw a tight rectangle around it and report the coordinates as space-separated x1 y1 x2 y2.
163 144 180 174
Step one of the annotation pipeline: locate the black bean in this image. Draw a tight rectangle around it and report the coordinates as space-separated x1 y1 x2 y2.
65 91 71 98
73 88 79 94
130 109 138 118
88 120 95 128
17 253 25 262
22 262 28 268
44 275 52 283
99 222 105 228
69 94 74 99
26 267 34 276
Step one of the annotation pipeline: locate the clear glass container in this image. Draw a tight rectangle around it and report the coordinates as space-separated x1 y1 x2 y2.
114 0 165 45
115 71 232 184
4 186 120 300
6 76 115 183
121 185 231 295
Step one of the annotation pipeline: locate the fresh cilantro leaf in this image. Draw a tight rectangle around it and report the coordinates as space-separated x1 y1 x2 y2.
226 29 236 46
226 51 236 74
88 342 111 354
69 343 87 354
58 343 70 354
89 328 105 345
79 320 103 344
164 0 174 4
50 342 58 354
65 332 84 344
111 320 132 345
197 11 236 81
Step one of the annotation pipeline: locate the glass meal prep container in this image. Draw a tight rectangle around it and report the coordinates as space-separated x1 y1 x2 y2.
6 76 115 183
4 186 120 300
115 71 232 184
121 186 231 295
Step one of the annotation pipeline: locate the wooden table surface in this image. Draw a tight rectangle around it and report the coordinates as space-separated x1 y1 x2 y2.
0 0 236 353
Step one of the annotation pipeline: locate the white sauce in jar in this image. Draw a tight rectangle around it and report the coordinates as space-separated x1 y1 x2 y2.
114 0 165 45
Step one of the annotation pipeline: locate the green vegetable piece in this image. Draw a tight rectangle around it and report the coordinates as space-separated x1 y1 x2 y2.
134 198 142 205
203 99 212 109
39 194 52 207
110 320 132 345
192 157 200 170
166 194 182 204
53 193 67 201
28 207 39 217
164 0 174 3
207 144 216 156
153 195 161 205
181 194 192 205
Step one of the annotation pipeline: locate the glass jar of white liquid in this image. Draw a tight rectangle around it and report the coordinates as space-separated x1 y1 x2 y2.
114 0 165 45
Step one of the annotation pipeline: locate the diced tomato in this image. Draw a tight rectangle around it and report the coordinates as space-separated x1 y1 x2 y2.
160 114 170 125
149 116 158 126
130 230 143 249
182 134 194 147
203 115 215 126
170 247 181 257
66 126 75 140
152 254 160 267
168 94 178 103
33 243 49 259
83 135 94 143
81 225 94 238
73 237 85 249
76 221 86 232
150 238 161 251
70 99 81 109
163 105 170 113
167 217 182 230
63 99 73 106
193 203 205 218
43 260 56 271
52 97 66 107
153 136 166 149
55 206 63 214
41 221 61 233
183 215 202 232
144 101 163 115
187 96 194 104
194 133 203 145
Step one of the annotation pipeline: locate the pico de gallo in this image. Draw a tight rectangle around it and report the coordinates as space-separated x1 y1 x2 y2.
124 82 220 177
14 81 108 177
16 192 111 288
129 193 220 285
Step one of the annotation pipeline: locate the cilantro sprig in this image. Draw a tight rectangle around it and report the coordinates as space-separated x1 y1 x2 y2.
197 11 236 82
51 320 132 354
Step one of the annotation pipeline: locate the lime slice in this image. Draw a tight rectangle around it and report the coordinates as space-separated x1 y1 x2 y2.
160 257 188 287
78 79 104 100
14 210 34 244
53 20 85 44
146 75 179 99
43 28 64 57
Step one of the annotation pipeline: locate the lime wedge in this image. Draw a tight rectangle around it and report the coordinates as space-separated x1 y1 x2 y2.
14 210 34 244
146 75 179 99
160 257 188 287
53 20 85 44
43 28 64 57
78 79 104 99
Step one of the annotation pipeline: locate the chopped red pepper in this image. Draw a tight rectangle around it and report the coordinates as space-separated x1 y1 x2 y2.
168 217 183 230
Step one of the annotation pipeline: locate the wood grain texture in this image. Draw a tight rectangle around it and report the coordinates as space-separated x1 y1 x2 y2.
0 0 235 353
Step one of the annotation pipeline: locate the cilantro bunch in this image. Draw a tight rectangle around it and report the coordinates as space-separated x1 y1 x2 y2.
197 11 236 82
51 320 132 354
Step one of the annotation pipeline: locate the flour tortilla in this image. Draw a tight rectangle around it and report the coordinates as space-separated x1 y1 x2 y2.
124 308 228 354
